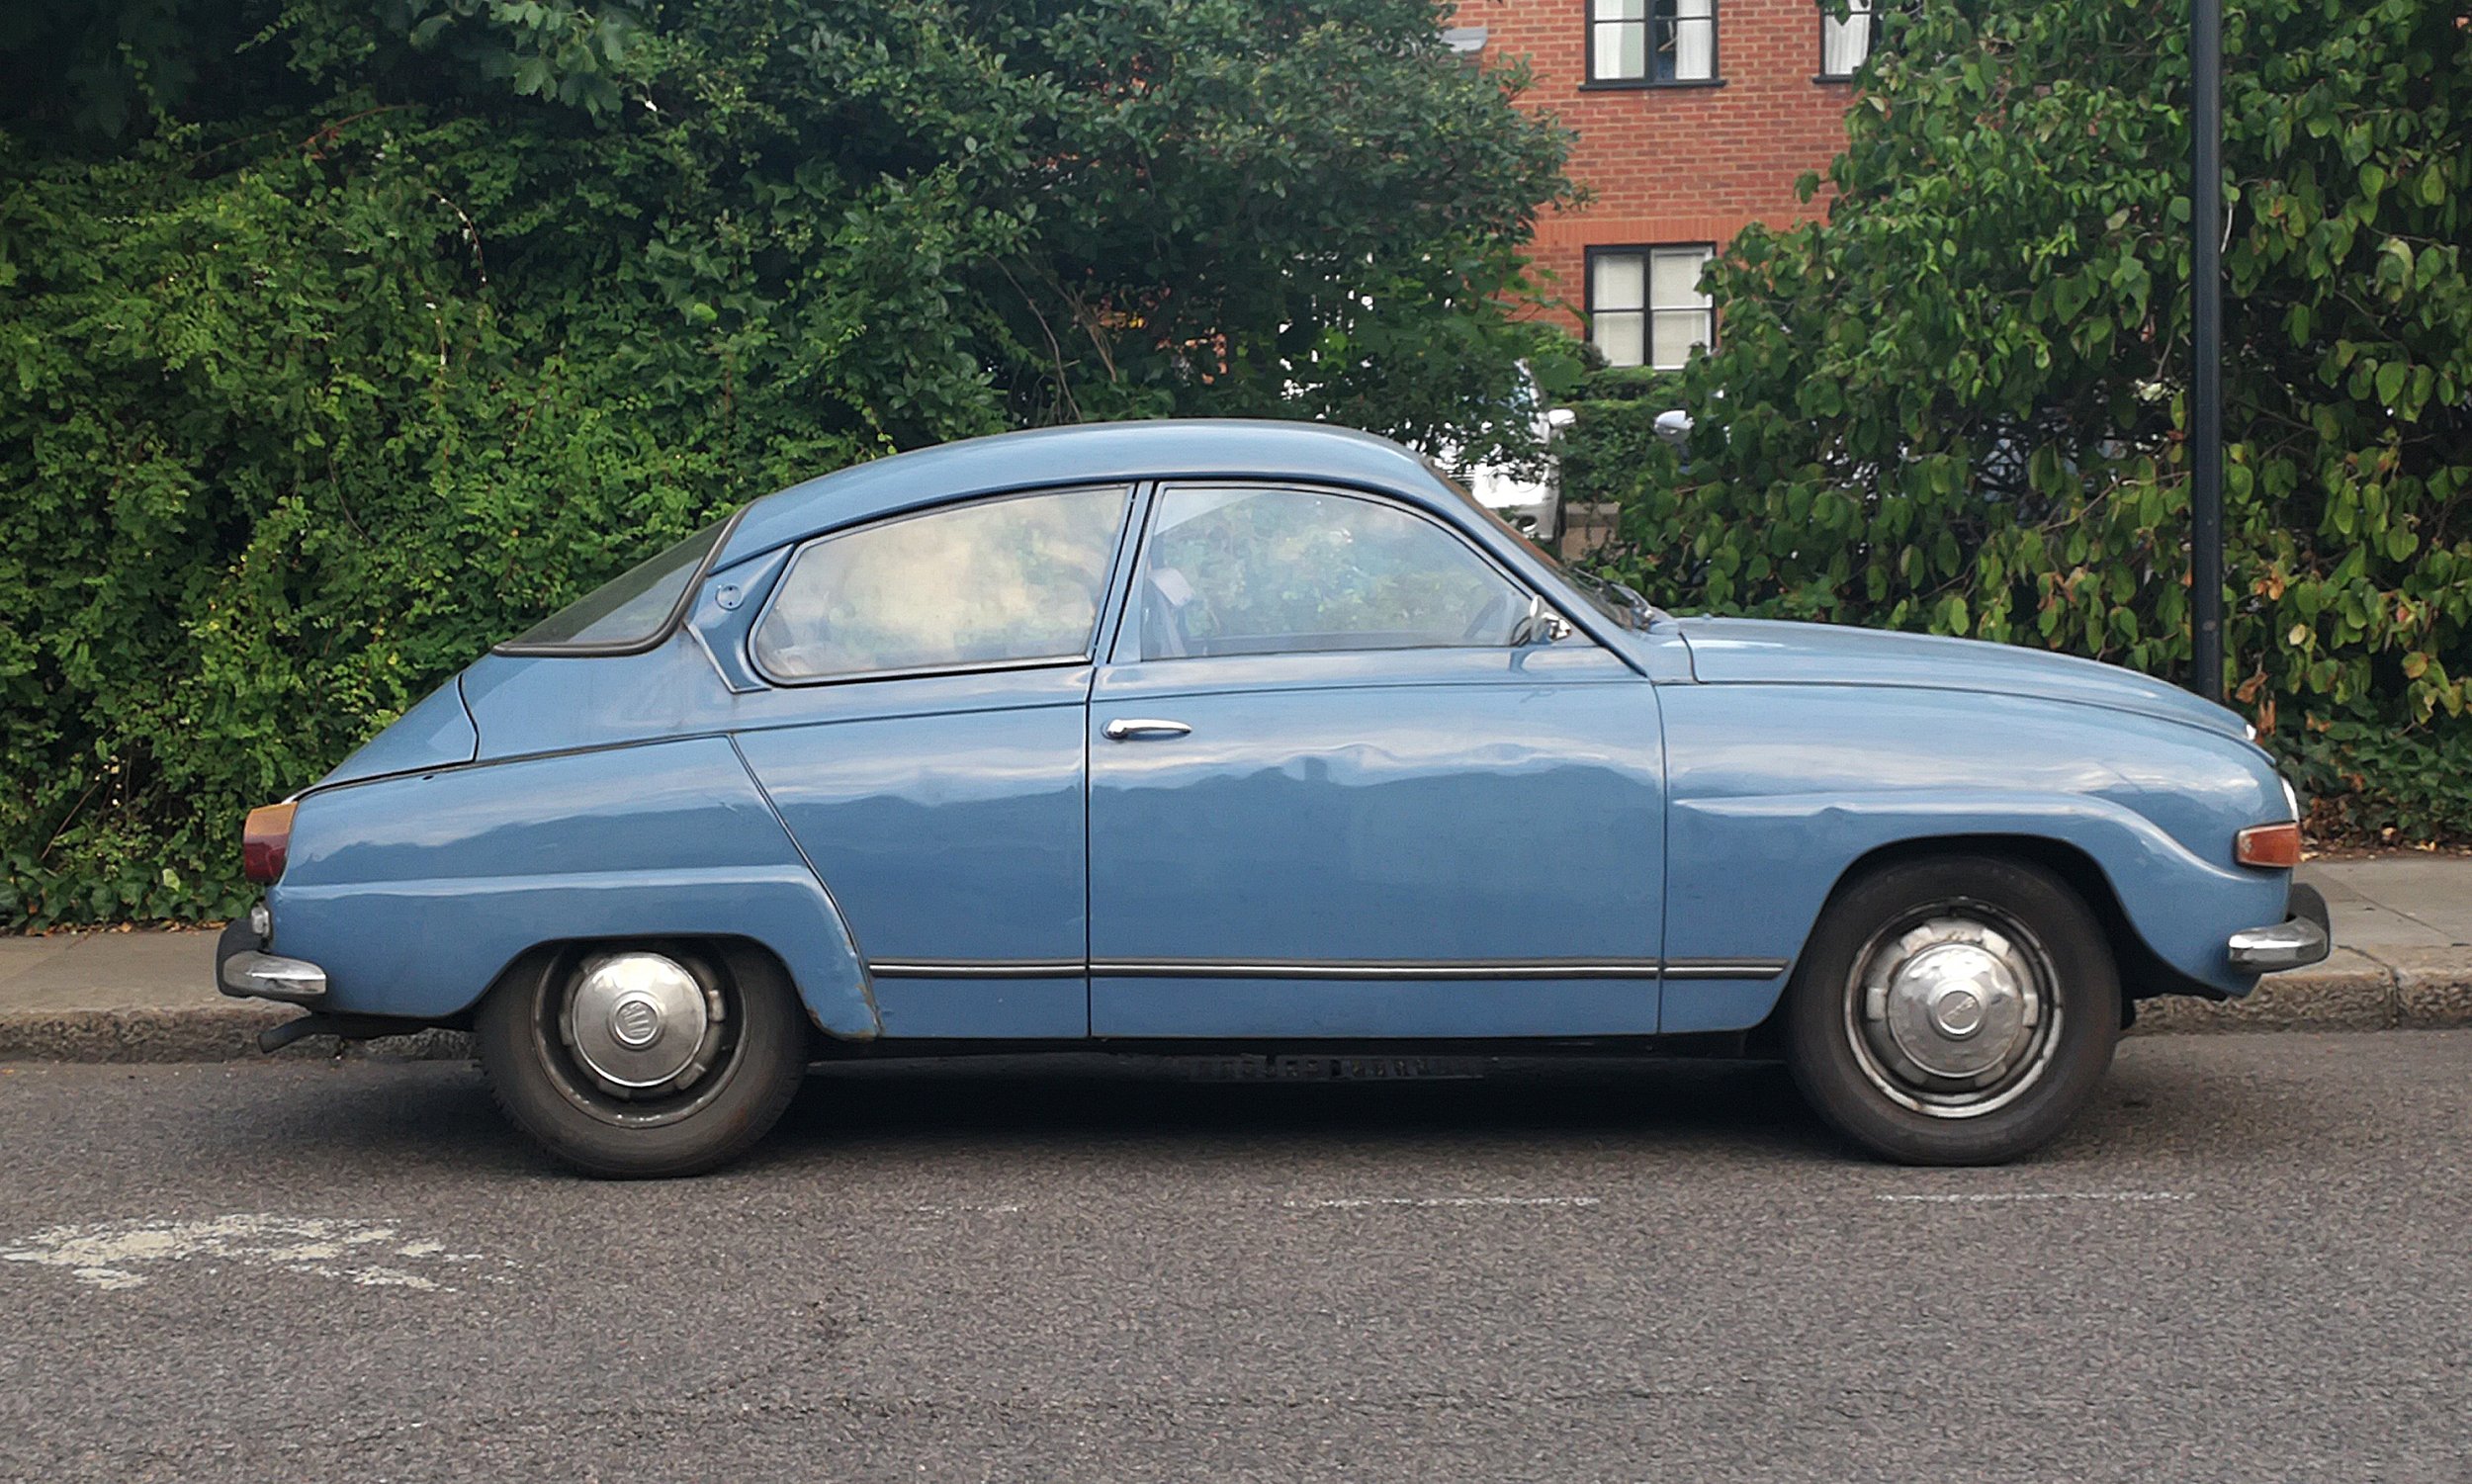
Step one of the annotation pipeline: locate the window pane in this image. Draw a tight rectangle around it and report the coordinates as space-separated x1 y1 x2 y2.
1593 309 1647 368
1649 247 1712 309
1650 308 1712 370
1672 0 1716 78
1821 1 1872 74
1593 19 1646 78
752 486 1128 681
1593 0 1645 18
1139 487 1528 660
503 517 729 650
1591 251 1646 311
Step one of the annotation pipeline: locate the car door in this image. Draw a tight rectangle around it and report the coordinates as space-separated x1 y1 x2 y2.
730 483 1138 1039
1086 481 1667 1039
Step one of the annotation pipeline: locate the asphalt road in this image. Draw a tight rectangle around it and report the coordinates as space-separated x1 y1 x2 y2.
1 1033 2466 1482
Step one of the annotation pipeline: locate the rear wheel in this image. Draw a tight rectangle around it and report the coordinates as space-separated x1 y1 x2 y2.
1782 854 2119 1165
476 941 808 1178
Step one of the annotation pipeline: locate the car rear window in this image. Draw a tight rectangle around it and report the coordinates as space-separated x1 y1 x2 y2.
496 516 734 655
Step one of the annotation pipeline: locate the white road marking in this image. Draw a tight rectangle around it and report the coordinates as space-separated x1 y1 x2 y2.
906 1203 1023 1215
1875 1191 2194 1205
0 1215 491 1292
1283 1195 1603 1211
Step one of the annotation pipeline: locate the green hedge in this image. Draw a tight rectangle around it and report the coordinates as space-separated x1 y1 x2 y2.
0 0 1570 927
1557 0 2472 844
1551 367 1679 519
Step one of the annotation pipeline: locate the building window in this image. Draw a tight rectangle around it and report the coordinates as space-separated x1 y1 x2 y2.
1818 0 1878 78
1589 0 1719 85
1588 246 1715 371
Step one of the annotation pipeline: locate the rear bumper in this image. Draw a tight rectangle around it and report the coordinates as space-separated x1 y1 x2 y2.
2226 882 2333 973
215 913 329 1005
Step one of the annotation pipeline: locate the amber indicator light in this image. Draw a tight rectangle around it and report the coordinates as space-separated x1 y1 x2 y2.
2234 821 2302 869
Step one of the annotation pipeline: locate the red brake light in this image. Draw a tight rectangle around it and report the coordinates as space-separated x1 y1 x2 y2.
243 802 297 884
2235 821 2301 869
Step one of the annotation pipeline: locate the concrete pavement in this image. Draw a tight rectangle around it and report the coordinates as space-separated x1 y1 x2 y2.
0 856 2465 1060
2136 853 2472 1031
1 1034 2467 1480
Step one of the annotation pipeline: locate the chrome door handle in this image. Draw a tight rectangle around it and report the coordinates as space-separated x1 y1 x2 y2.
1104 718 1192 742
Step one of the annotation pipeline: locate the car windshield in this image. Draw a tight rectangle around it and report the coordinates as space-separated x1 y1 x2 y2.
1426 461 1658 631
499 516 732 652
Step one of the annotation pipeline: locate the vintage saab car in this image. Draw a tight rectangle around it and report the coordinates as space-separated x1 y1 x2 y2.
219 420 2330 1177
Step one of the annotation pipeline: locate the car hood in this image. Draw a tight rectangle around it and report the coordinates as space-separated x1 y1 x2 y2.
1671 617 2251 740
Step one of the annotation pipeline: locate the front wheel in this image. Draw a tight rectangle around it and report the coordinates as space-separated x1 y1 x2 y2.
1782 854 2120 1166
476 941 809 1178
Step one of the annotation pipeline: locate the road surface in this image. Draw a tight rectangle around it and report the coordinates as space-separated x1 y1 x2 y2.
1 1032 2465 1481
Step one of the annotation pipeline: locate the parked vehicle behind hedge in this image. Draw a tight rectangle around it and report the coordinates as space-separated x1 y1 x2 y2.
219 420 2329 1176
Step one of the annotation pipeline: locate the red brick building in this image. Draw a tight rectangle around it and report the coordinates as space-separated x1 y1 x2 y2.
1447 0 1878 368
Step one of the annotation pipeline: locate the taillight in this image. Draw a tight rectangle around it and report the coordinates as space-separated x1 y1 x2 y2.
2235 821 2301 869
243 802 297 883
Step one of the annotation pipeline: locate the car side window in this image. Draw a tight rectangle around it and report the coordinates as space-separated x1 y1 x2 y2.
751 485 1130 683
1137 485 1530 661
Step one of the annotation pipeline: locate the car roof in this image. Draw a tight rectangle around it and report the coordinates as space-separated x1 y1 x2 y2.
717 419 1457 564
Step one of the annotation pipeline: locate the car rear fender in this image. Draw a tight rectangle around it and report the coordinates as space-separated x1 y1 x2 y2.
269 738 881 1037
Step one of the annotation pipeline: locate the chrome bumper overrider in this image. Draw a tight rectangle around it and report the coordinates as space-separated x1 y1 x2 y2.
2227 882 2333 974
220 949 329 1004
2226 917 2331 972
216 904 328 1005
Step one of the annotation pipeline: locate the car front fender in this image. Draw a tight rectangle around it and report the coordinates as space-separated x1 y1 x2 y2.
1657 684 2293 1033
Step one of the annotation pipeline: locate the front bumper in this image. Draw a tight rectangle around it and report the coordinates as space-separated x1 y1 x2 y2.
215 913 329 1005
2226 882 2333 973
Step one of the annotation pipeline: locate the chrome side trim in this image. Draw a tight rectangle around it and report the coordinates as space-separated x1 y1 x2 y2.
1660 958 1792 980
220 951 330 1004
867 957 1793 982
1093 959 1665 981
869 960 1088 979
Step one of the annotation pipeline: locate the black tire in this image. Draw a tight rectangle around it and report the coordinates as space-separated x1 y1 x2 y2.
1782 853 2120 1166
476 940 809 1178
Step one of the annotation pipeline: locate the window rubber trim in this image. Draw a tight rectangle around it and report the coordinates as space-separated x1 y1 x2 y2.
490 505 750 659
1111 479 1570 667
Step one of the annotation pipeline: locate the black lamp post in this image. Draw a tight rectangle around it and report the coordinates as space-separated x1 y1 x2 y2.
2190 0 2225 700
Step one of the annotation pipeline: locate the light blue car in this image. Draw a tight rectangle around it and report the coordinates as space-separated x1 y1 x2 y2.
219 420 2330 1176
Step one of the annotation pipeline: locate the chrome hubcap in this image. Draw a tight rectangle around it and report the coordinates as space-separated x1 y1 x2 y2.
561 952 723 1098
1847 913 2059 1119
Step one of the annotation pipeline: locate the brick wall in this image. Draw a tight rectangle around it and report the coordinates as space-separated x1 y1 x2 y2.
1451 0 1856 336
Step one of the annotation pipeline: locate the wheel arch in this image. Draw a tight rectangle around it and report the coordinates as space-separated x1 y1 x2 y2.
471 934 823 1043
1762 832 2211 1041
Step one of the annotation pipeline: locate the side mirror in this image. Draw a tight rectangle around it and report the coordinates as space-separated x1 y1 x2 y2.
1509 594 1572 648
